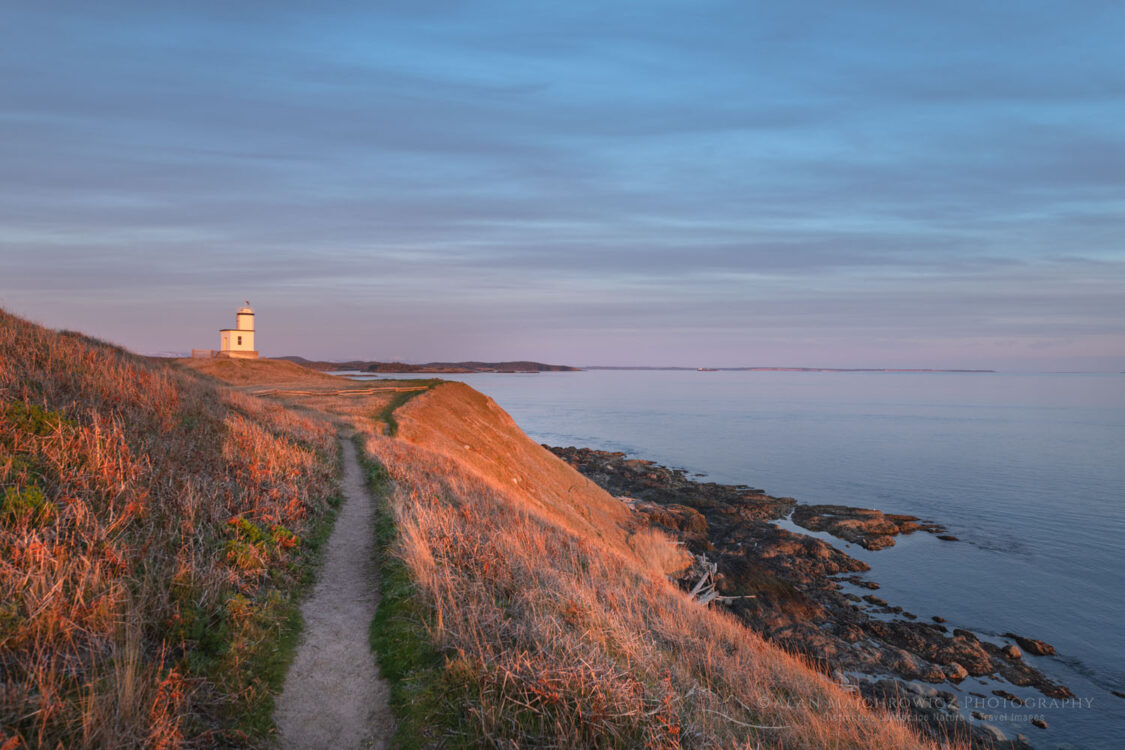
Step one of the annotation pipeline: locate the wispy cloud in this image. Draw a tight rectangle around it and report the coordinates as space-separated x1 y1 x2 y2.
2 1 1123 369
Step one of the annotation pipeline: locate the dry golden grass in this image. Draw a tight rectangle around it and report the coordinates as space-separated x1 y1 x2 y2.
1 320 966 748
175 357 343 387
0 311 336 748
188 367 961 748
177 357 434 440
394 383 689 575
357 384 963 749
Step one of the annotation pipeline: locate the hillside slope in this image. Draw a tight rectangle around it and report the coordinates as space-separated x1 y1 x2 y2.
361 383 954 748
0 311 337 747
394 382 686 574
0 320 967 748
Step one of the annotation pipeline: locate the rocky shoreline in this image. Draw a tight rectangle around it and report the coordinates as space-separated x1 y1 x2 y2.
548 446 1071 748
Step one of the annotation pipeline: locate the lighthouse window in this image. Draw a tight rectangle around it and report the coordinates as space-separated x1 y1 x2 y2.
237 336 242 345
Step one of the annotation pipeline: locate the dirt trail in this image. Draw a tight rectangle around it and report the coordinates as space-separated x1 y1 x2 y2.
275 438 391 748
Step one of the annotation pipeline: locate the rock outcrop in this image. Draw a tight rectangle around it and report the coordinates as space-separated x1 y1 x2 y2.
790 503 946 549
549 445 1070 746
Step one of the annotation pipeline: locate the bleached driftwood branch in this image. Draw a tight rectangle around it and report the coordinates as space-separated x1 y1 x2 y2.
688 555 755 606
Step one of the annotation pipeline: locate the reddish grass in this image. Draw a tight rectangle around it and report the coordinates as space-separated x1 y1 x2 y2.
9 326 972 749
357 384 963 749
0 310 336 748
175 357 343 387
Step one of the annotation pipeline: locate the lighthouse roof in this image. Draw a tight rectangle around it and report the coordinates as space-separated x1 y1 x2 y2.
237 301 254 314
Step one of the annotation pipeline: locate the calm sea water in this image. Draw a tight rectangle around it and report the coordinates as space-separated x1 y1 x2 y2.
348 370 1125 747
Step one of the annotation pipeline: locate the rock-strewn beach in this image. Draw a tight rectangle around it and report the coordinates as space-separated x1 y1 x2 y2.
549 446 1071 747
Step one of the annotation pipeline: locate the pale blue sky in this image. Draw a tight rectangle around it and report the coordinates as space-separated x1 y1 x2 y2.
2 1 1123 369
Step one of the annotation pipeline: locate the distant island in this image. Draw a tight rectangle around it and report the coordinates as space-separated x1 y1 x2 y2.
279 356 580 373
279 357 996 374
585 366 997 373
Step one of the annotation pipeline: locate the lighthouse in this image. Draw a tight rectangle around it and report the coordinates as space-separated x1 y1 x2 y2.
218 301 258 359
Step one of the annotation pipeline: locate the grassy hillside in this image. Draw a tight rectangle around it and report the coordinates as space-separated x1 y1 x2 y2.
0 311 337 747
359 383 954 749
393 382 687 575
176 356 344 386
2 323 966 748
187 362 958 748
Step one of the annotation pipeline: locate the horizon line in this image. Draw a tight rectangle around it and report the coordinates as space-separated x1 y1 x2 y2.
146 352 1124 375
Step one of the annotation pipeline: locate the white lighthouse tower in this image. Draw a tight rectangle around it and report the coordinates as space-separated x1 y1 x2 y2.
218 301 258 359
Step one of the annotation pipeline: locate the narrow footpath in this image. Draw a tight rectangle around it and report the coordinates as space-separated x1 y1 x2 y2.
275 438 391 749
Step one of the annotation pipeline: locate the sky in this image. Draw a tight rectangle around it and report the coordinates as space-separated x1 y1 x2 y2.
1 1 1123 370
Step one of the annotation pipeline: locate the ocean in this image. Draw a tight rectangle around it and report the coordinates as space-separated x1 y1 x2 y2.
344 369 1125 748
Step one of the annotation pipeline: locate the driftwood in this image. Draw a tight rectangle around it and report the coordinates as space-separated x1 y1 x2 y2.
688 555 755 606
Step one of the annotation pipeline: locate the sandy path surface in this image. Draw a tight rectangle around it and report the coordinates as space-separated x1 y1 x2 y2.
275 438 391 749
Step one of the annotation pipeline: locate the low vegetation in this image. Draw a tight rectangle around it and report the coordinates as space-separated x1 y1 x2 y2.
360 447 460 749
3 311 964 748
353 383 955 748
193 363 958 748
0 310 337 747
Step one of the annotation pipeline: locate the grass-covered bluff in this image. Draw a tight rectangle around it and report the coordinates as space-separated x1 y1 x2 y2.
353 383 958 748
3 307 965 749
0 309 337 747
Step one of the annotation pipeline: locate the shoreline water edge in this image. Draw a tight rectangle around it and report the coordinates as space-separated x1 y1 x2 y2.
340 369 1122 747
548 445 1079 748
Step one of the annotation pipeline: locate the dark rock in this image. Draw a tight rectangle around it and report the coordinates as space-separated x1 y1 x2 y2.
834 623 866 643
790 503 946 549
977 724 1008 743
857 679 979 745
630 499 709 543
548 444 1073 721
1031 718 1048 729
550 446 795 520
992 689 1025 706
859 620 994 679
945 662 969 681
982 641 1072 697
1001 644 1022 660
1003 632 1056 656
937 534 959 541
932 615 946 623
